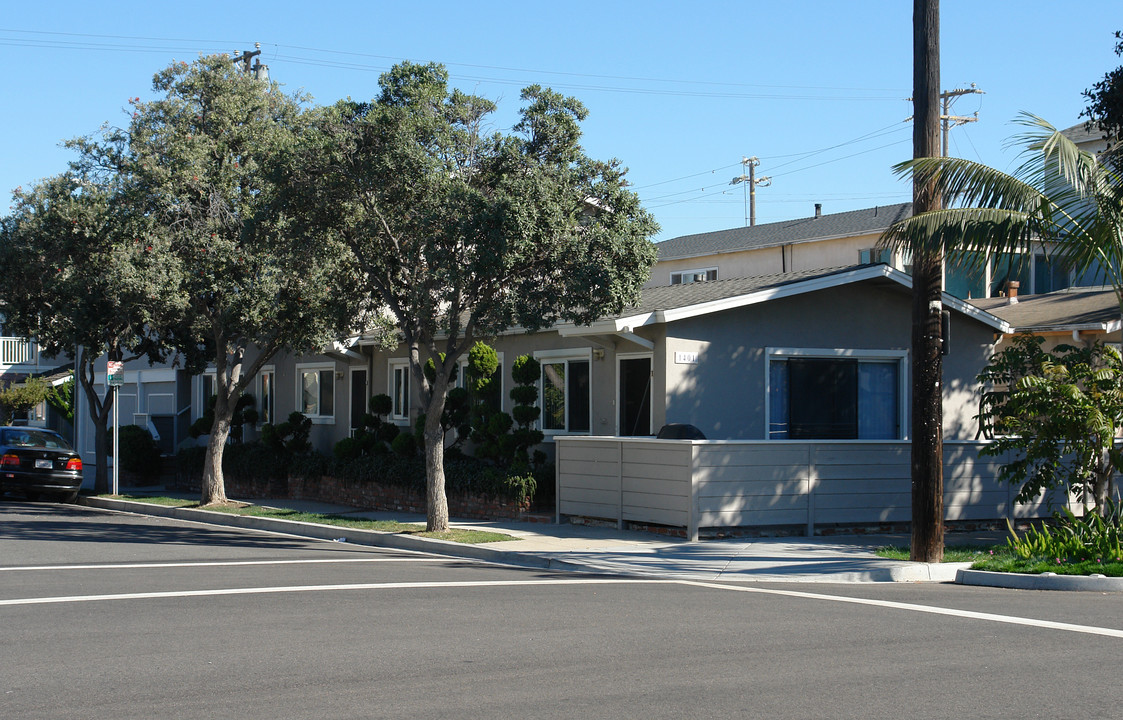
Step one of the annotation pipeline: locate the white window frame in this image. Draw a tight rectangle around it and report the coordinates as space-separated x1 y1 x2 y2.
197 370 216 423
534 348 593 437
257 365 275 426
670 267 718 285
388 358 412 424
764 347 908 441
296 362 336 425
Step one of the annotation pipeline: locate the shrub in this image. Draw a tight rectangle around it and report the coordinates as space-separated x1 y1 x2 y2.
117 424 162 479
334 436 361 462
391 431 417 457
261 411 312 456
1007 500 1123 563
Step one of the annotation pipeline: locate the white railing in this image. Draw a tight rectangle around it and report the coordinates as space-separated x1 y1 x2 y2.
0 337 36 366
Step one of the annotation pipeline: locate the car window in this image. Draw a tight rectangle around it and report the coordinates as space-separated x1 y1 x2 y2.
6 430 72 451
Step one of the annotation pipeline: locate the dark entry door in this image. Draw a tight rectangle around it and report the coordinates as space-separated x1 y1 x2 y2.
619 357 652 436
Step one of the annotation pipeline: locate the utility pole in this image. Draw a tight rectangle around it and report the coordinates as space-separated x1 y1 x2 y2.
910 0 944 563
940 85 984 157
729 156 772 226
906 84 984 157
234 42 269 81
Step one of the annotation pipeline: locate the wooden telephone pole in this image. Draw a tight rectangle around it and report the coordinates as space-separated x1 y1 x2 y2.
910 0 945 562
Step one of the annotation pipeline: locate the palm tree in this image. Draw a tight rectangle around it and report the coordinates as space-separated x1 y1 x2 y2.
883 113 1122 311
882 113 1123 512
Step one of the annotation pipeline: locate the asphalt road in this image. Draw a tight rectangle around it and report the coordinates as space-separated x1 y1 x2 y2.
2 500 1122 719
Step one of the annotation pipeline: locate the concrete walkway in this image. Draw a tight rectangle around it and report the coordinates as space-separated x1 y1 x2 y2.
83 494 980 583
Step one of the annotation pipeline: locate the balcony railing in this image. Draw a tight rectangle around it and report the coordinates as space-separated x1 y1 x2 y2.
0 337 36 366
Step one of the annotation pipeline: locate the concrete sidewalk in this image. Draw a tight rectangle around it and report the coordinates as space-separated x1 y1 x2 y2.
83 494 979 583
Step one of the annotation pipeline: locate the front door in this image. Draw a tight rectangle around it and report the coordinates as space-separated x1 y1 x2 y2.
619 356 652 436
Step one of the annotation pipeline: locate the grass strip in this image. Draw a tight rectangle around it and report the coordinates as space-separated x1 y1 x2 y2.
104 494 514 544
876 544 1123 576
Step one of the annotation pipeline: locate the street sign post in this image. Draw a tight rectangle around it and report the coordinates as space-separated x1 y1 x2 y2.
107 361 123 495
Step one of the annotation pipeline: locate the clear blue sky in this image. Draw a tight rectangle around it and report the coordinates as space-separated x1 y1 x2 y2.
2 1 1119 242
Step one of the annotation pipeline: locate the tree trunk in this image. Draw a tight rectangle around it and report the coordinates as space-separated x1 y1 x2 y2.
1093 444 1112 514
910 0 944 562
423 381 450 532
77 353 112 494
93 415 110 494
200 385 234 506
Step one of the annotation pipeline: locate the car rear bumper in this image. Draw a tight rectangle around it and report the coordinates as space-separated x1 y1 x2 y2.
1 470 83 493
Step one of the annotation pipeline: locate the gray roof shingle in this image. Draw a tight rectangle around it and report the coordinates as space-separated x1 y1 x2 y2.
655 202 913 261
969 287 1120 331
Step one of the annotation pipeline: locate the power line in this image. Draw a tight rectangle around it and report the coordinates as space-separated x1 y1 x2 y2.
0 29 909 102
0 28 907 94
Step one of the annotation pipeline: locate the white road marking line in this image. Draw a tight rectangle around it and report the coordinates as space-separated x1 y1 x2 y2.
0 578 655 606
676 580 1123 639
0 558 449 572
3 571 1118 639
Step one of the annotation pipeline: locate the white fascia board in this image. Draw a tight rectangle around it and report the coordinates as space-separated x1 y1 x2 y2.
324 339 365 362
826 265 1012 334
556 314 657 337
1014 320 1121 334
616 331 655 350
938 295 1012 333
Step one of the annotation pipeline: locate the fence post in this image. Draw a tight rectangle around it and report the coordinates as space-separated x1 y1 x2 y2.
688 443 699 541
805 443 816 537
617 439 624 530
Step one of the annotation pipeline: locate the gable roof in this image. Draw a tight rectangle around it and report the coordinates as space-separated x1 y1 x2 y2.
654 203 913 262
969 286 1120 334
559 263 1009 337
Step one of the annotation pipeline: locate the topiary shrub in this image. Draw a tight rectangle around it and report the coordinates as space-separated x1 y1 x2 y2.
391 431 417 458
261 411 312 456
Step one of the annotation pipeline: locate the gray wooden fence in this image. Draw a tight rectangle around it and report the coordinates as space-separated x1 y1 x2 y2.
555 437 1070 540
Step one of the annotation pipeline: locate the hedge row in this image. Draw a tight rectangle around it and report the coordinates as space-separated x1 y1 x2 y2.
175 442 543 505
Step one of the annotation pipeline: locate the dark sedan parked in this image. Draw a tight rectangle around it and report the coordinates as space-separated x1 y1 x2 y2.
0 427 83 502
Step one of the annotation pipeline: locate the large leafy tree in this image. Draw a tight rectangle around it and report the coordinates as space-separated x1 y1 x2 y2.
77 55 364 505
0 174 177 492
306 62 658 531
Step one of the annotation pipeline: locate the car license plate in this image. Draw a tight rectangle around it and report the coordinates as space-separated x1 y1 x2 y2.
35 459 52 469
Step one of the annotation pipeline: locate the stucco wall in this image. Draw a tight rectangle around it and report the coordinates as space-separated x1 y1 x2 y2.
648 230 896 288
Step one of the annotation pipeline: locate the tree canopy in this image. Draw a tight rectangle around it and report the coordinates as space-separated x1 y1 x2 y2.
306 62 659 530
0 173 177 491
77 55 366 504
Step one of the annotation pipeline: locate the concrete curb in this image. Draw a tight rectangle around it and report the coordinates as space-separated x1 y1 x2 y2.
956 568 1123 592
80 497 974 584
81 497 596 575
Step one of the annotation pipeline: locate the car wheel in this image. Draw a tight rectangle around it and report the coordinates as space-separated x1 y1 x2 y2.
24 491 41 501
56 491 79 504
